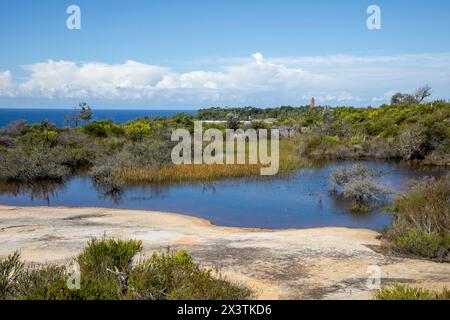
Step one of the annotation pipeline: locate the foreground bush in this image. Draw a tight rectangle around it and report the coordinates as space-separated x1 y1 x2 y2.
0 252 24 300
375 284 450 300
385 175 450 261
0 238 252 300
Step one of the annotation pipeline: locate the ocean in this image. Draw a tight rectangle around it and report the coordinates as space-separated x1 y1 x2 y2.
0 108 196 128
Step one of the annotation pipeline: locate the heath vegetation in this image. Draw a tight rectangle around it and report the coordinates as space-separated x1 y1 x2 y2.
375 284 449 300
383 174 449 261
0 238 252 300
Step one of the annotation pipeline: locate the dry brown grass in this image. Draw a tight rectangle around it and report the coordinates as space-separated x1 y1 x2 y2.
117 137 304 183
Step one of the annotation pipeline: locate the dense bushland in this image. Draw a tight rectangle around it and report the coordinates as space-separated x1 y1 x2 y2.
0 112 302 190
1 101 448 189
200 101 450 165
297 102 450 164
0 238 252 300
384 175 450 261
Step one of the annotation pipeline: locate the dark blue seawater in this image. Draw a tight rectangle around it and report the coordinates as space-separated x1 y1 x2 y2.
0 108 196 127
0 160 446 231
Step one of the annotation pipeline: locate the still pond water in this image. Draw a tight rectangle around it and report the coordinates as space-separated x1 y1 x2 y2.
0 161 446 231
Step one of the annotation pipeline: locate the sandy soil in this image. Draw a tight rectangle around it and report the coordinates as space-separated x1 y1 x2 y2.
0 205 448 299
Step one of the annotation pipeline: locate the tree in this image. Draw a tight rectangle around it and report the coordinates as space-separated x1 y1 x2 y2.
226 113 240 130
65 102 93 126
414 85 432 104
391 85 432 106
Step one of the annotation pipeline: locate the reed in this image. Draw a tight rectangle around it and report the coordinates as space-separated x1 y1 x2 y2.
117 138 304 183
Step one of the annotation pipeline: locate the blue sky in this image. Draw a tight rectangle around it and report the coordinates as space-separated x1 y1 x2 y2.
0 0 449 108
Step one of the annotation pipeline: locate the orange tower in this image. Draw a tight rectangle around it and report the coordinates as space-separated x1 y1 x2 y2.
310 97 315 109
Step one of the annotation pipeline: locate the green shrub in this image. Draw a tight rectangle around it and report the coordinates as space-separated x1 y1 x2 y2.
350 135 363 145
375 284 450 300
0 251 24 300
385 175 450 261
324 135 340 144
391 229 449 260
16 265 75 300
124 121 152 142
82 120 125 138
78 238 142 274
0 239 252 300
128 250 252 300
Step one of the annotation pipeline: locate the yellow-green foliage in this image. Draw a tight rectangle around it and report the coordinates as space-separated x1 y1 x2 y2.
301 102 450 162
124 121 152 142
0 239 252 300
375 284 450 300
385 175 450 261
82 120 124 137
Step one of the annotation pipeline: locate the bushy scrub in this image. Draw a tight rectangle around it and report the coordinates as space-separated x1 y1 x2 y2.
375 284 450 300
74 238 143 299
0 121 99 182
298 102 450 164
90 138 174 193
0 238 252 300
124 121 152 142
0 252 24 300
385 175 450 261
16 265 72 300
129 250 251 300
330 164 391 211
82 120 125 138
0 146 70 182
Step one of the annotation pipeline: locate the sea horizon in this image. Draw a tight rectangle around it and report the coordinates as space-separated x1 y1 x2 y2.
0 108 197 128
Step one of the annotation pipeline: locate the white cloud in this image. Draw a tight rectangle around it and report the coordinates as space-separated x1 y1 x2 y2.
1 52 450 106
18 60 168 99
0 70 15 97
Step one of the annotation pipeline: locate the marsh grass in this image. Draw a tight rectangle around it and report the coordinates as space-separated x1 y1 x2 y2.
117 137 304 183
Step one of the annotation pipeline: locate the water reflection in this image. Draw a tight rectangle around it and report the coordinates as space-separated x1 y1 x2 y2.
0 180 66 205
0 160 447 231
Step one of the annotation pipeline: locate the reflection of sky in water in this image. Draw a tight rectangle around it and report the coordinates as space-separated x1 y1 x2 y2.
0 161 447 231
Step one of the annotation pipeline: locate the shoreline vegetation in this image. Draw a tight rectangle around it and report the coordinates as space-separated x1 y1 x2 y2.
0 101 448 187
0 96 449 299
0 101 447 202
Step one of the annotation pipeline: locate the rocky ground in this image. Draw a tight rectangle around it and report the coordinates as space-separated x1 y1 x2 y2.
0 205 449 299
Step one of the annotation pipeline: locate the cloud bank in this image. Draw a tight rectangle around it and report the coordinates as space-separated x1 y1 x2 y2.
1 52 449 107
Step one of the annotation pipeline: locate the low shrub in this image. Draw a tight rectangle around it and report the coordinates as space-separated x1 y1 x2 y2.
82 120 125 138
330 165 391 211
389 229 449 259
0 251 24 300
129 250 251 300
124 121 152 142
16 265 73 300
375 284 450 300
0 238 252 300
384 175 450 261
